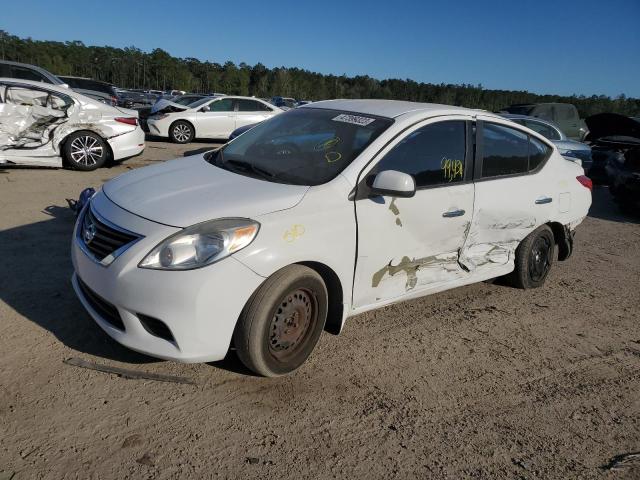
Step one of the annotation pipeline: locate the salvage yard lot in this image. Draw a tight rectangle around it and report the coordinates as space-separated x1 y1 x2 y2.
1 138 639 479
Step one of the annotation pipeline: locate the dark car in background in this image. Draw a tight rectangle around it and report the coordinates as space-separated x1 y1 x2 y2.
0 60 66 85
271 96 297 110
585 114 640 211
58 76 118 106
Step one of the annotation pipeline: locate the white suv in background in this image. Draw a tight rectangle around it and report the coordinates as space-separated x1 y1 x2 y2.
72 100 591 376
147 95 281 143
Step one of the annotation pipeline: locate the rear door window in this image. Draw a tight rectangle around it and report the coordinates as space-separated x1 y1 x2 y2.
236 99 264 112
480 122 551 178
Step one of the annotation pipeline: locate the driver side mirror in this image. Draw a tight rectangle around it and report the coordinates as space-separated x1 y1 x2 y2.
200 105 210 112
370 170 416 198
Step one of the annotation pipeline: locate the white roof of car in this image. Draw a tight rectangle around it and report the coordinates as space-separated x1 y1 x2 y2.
306 99 478 119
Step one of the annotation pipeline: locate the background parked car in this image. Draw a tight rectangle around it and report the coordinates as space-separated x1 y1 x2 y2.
147 96 281 143
586 113 640 187
58 76 118 106
501 114 593 172
0 78 144 171
500 103 587 140
0 60 67 86
271 96 297 110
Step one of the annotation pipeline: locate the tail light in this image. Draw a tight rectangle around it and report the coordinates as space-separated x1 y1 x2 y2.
115 117 138 126
576 175 593 191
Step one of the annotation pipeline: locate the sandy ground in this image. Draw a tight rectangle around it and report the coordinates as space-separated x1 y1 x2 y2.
1 138 639 480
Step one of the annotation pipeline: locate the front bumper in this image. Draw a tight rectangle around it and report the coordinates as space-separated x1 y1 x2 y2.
71 192 265 362
146 118 169 138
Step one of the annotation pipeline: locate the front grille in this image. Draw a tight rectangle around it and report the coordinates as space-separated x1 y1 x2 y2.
77 277 125 331
81 207 139 262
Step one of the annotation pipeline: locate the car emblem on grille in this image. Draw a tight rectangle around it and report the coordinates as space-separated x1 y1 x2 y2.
83 217 97 244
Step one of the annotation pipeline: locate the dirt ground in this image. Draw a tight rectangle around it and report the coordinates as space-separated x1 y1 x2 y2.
1 138 639 480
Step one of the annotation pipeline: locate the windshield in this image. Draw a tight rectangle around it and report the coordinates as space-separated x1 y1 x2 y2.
189 97 213 108
206 108 393 186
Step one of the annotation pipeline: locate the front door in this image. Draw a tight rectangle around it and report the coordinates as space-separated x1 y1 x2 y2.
353 118 474 308
196 97 236 139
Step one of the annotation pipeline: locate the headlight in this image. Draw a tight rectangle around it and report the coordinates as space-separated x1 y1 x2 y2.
139 218 259 270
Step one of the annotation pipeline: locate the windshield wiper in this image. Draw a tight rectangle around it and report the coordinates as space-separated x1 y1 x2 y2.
225 159 276 180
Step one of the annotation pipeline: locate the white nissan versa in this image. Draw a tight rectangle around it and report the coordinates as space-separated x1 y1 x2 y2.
71 100 592 376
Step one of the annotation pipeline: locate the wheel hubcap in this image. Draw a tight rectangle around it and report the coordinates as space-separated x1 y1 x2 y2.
70 136 103 166
173 124 191 142
529 236 551 282
268 288 316 360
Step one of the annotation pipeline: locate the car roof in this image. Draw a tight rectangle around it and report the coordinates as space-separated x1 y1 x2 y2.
0 77 107 104
0 60 65 84
304 99 480 119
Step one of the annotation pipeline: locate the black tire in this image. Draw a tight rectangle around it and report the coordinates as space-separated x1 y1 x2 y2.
63 131 108 171
169 120 194 144
507 225 555 289
233 265 328 377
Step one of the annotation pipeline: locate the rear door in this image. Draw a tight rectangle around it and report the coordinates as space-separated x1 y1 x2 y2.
234 99 275 129
195 97 236 138
460 116 554 273
353 117 475 308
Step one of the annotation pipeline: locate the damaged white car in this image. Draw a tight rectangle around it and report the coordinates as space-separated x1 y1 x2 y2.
0 79 144 171
71 100 592 376
147 95 281 143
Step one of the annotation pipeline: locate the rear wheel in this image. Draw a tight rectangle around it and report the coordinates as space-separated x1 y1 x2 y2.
508 225 555 289
169 121 194 144
63 131 108 171
233 265 328 377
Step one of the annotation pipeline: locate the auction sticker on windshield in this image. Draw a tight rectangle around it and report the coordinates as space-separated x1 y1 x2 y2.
332 114 376 126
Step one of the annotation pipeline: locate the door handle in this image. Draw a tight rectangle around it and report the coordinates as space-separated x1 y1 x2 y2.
535 197 552 204
442 209 465 218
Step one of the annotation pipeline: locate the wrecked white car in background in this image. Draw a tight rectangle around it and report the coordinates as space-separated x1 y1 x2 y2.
0 79 145 171
147 95 281 143
71 100 592 377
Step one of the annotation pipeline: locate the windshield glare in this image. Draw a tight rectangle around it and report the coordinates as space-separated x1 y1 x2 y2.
208 108 393 186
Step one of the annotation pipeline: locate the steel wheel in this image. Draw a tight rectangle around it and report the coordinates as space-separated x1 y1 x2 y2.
70 135 104 167
528 235 552 283
268 288 317 361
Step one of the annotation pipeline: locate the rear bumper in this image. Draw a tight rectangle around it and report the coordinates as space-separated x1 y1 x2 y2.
108 127 145 161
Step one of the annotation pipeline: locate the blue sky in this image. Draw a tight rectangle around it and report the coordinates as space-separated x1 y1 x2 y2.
3 0 639 97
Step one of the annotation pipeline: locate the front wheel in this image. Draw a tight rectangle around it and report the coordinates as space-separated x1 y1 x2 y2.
233 265 328 377
63 131 108 171
507 225 555 289
169 121 194 144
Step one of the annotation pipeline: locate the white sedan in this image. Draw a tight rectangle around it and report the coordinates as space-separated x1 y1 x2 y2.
71 100 591 376
147 95 282 143
0 78 144 171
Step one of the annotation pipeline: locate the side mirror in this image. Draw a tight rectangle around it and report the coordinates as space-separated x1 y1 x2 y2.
370 170 416 198
201 105 210 112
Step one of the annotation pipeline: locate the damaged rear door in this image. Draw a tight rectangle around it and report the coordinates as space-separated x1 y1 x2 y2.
459 118 554 272
353 118 474 308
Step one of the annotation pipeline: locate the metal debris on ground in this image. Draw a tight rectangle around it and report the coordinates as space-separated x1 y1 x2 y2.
602 452 640 471
63 357 196 385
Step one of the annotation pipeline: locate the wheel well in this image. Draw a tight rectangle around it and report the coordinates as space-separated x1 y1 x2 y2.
297 261 344 335
59 129 113 166
547 221 572 261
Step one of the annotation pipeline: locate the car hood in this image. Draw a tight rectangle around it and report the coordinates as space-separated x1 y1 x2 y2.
150 99 190 114
585 113 640 141
103 155 309 227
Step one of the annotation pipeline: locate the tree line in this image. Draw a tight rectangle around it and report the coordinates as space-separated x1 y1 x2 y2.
1 30 638 117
